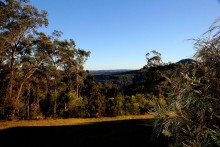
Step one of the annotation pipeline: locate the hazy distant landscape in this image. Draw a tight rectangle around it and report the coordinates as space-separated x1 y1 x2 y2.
89 69 135 75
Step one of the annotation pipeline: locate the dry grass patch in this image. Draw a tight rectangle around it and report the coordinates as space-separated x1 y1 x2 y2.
0 114 154 130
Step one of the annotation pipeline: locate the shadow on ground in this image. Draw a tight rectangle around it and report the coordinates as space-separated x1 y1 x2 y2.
0 119 168 147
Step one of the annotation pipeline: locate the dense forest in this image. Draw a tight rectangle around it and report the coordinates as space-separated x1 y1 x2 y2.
1 0 220 146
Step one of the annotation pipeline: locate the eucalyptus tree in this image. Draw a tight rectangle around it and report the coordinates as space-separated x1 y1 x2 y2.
141 50 173 97
49 38 78 117
145 50 163 68
0 0 48 118
74 49 90 98
0 0 91 119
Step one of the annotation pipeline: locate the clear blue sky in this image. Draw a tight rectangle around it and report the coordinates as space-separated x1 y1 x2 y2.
30 0 220 70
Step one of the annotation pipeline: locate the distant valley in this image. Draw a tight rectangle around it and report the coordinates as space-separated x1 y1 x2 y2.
88 69 138 75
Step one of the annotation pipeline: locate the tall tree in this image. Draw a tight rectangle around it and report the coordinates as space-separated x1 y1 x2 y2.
74 49 90 97
0 0 48 118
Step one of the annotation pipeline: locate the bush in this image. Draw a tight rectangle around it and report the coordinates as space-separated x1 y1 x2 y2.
154 19 220 146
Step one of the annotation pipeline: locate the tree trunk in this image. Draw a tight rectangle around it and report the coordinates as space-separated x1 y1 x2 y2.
27 84 31 120
27 98 30 119
54 100 57 117
53 80 57 117
16 68 37 101
76 67 79 98
8 49 16 100
64 103 67 112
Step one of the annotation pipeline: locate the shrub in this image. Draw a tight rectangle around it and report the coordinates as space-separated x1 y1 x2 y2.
154 19 220 146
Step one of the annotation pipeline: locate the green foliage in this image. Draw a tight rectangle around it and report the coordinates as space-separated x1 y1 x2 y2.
210 128 220 146
122 94 148 115
65 91 86 117
67 92 83 109
105 98 117 116
114 95 124 115
135 94 148 114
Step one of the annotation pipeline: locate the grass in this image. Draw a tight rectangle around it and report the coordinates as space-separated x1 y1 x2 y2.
0 114 154 130
0 114 168 147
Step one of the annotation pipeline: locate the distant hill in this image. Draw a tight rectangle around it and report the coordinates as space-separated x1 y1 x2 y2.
177 58 197 65
87 59 198 96
89 58 197 76
89 69 138 75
